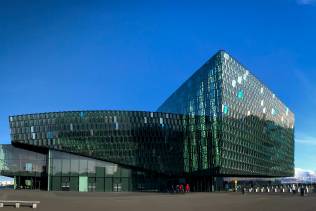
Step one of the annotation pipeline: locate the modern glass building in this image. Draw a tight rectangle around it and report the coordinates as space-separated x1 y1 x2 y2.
0 50 295 192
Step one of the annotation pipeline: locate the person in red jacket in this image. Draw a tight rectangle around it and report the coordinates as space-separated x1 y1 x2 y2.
179 184 183 192
185 184 190 192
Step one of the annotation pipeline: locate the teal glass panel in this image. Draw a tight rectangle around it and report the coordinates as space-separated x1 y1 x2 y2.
79 176 88 192
237 90 244 99
223 105 229 114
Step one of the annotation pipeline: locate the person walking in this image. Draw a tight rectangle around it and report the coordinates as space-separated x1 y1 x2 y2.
185 184 190 192
179 184 183 193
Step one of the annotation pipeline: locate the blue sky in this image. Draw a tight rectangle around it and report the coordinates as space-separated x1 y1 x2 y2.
0 0 316 171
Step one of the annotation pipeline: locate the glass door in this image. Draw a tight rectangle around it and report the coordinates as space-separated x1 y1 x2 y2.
79 176 88 192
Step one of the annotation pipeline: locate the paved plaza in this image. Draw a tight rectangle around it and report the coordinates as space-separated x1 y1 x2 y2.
0 190 315 211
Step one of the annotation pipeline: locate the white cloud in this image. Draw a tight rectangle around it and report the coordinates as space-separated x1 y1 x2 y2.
282 168 316 183
295 168 316 177
296 134 316 146
297 0 316 5
0 176 13 182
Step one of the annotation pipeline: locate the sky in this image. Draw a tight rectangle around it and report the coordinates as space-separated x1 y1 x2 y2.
0 0 316 171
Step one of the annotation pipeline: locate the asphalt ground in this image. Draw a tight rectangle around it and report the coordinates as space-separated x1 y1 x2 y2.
0 190 316 211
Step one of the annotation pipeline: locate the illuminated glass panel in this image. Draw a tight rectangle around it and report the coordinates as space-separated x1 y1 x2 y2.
223 104 229 114
237 90 244 100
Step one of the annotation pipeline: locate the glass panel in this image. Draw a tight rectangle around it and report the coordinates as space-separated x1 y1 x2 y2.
79 159 87 175
79 176 88 192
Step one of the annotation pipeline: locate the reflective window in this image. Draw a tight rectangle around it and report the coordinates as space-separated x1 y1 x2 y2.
222 104 229 114
232 80 236 87
237 90 244 100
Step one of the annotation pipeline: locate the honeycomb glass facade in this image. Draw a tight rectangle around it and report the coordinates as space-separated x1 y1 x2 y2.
9 111 186 175
158 51 294 179
220 52 294 177
1 50 295 192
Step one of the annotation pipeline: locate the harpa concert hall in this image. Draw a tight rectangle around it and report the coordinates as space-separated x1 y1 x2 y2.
0 51 295 192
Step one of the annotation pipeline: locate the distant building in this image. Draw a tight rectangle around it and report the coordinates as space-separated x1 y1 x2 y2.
280 169 316 184
0 51 295 192
0 180 14 187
